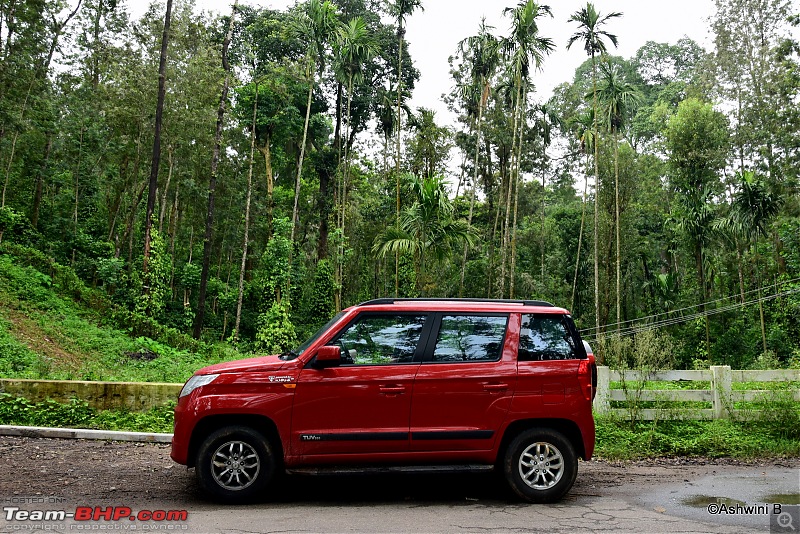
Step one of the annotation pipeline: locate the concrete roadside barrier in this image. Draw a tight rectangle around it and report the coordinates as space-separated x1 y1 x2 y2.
0 425 173 443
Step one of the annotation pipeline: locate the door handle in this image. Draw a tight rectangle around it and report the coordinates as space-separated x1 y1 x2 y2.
380 386 406 394
483 383 509 392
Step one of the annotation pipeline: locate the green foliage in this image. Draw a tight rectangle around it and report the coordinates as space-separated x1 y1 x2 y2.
0 394 175 433
0 319 42 377
256 299 297 354
306 259 336 326
594 417 800 459
137 230 170 318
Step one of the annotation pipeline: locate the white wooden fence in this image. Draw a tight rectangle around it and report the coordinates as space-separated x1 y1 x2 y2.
595 365 800 420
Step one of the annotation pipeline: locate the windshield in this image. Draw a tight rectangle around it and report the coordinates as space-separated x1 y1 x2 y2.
291 311 346 358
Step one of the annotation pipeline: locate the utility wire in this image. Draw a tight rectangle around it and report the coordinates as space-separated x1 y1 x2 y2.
581 285 800 343
578 277 800 336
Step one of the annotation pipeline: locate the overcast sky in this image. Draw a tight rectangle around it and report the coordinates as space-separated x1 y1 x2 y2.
126 0 717 124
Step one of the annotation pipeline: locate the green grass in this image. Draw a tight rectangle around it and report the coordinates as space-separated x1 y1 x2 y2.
0 251 241 383
595 416 800 459
0 394 174 433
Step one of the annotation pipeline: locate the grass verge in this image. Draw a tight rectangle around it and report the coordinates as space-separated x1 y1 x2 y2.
595 416 800 459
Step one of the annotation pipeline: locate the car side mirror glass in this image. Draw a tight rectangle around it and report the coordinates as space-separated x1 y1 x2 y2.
313 345 341 368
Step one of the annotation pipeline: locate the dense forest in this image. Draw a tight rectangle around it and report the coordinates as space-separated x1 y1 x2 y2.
0 0 798 370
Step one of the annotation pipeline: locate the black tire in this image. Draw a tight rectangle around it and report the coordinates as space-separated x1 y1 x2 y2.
195 425 276 502
503 428 577 503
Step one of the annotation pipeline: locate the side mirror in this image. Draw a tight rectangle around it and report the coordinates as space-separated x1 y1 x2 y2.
313 345 341 368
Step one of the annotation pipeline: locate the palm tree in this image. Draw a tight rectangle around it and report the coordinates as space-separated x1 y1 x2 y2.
388 0 423 296
457 19 500 296
596 60 640 331
289 0 339 250
531 102 560 289
678 188 717 352
567 2 621 336
501 0 554 298
570 109 596 310
728 171 783 354
333 16 376 309
374 174 475 295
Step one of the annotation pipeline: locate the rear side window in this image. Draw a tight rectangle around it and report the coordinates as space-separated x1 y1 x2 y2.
518 314 578 361
431 315 508 362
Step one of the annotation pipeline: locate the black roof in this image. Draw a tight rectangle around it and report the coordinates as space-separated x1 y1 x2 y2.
358 298 554 307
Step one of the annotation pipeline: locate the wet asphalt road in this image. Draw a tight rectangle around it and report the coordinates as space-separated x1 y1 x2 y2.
0 437 798 533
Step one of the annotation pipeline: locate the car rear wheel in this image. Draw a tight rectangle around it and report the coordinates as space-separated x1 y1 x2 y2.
503 428 577 503
196 425 275 502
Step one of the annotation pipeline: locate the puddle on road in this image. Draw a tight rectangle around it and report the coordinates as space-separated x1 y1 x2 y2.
682 495 746 508
764 493 800 504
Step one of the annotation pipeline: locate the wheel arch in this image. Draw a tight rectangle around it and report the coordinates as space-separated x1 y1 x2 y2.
188 414 284 468
498 418 587 463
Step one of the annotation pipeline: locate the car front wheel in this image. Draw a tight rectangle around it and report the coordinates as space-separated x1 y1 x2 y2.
503 428 577 503
195 425 275 502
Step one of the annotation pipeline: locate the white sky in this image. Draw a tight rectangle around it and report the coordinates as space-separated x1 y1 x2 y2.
126 0 717 126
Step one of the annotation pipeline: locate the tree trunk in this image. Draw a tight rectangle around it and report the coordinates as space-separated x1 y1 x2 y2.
509 94 526 299
571 153 590 311
193 1 236 339
291 58 314 254
158 145 174 234
257 134 274 239
592 51 601 339
31 133 52 229
143 0 173 278
336 73 356 310
394 21 405 298
460 83 487 297
501 80 523 298
614 129 621 332
235 83 258 341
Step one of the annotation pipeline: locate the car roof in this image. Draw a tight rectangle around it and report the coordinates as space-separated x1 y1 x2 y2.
347 298 569 315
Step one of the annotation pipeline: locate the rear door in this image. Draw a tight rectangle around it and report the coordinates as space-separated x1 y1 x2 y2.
292 312 430 456
515 313 586 408
409 312 517 452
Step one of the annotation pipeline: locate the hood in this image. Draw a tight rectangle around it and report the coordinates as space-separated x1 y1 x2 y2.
196 354 291 375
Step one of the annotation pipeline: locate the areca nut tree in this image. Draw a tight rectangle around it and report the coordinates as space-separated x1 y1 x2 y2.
566 2 621 338
729 170 783 354
570 108 596 310
289 0 339 253
596 60 640 331
501 0 554 298
457 18 500 297
333 16 377 309
388 0 423 297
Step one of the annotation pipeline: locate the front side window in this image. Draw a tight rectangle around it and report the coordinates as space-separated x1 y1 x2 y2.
331 314 427 365
518 314 577 361
431 315 508 362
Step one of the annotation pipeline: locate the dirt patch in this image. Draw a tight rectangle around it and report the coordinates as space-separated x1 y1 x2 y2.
1 307 85 371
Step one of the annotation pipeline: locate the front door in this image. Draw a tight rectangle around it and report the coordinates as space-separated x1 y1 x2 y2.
292 313 430 457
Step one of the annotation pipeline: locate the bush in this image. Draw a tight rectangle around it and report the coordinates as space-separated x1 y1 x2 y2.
0 394 175 433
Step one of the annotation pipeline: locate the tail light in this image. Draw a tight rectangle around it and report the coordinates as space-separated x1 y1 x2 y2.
578 353 597 402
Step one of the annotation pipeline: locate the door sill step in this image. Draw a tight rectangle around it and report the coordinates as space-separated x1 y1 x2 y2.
286 464 495 476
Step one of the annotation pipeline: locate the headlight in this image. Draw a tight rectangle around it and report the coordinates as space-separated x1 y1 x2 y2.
179 374 219 398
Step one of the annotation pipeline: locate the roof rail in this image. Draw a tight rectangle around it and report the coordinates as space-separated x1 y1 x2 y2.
358 298 554 307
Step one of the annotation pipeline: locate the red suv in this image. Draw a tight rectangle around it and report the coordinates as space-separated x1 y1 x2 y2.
171 298 596 503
